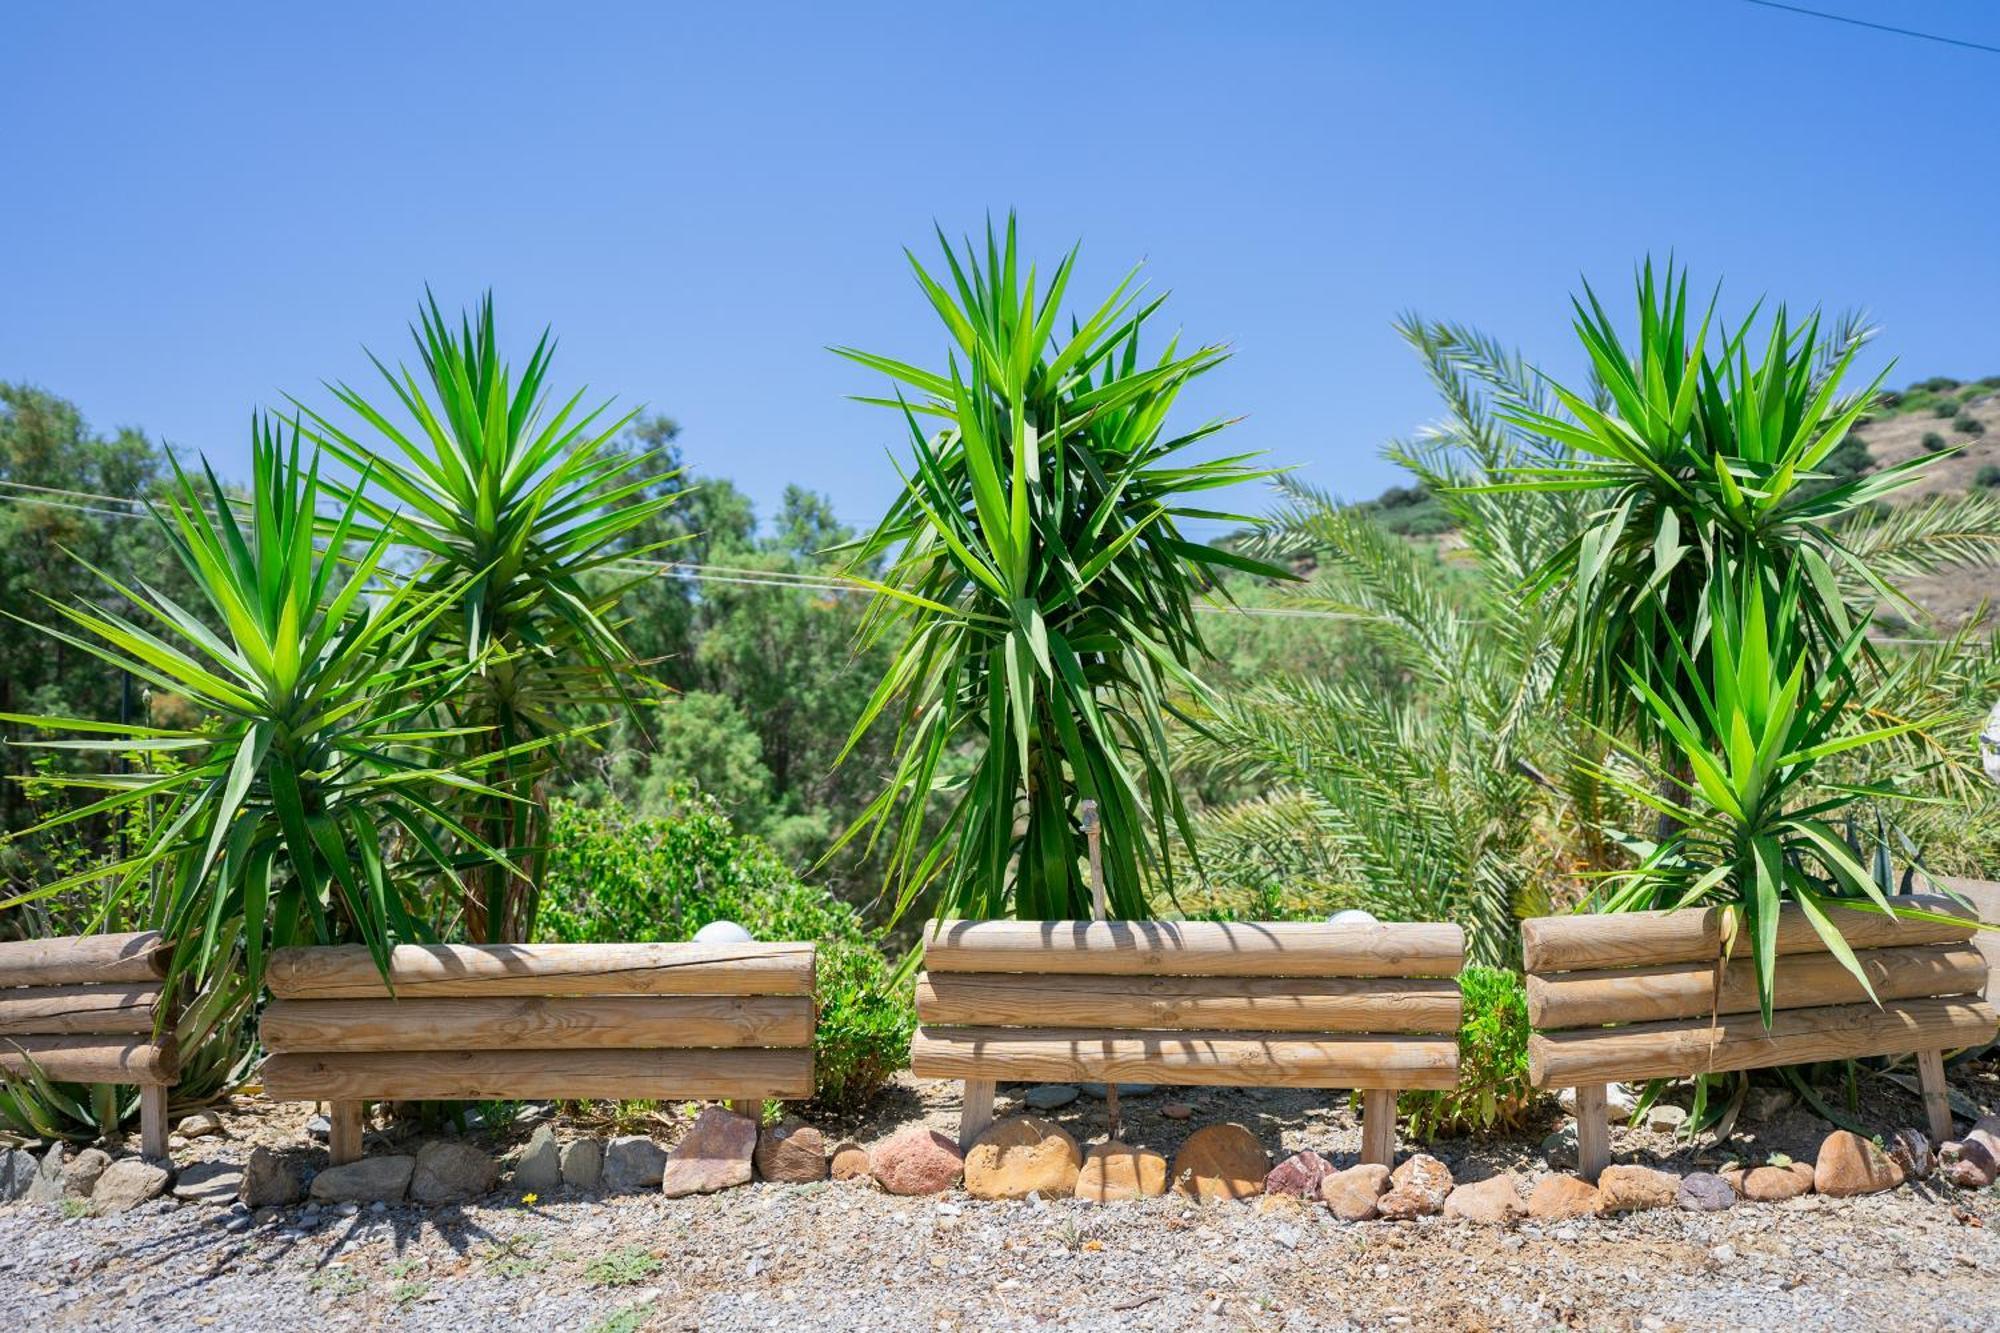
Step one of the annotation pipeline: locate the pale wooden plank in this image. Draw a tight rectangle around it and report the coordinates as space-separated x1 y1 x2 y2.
958 1079 997 1151
909 1026 1459 1090
922 919 1464 979
329 1100 364 1166
265 942 815 999
916 971 1461 1035
1521 895 1976 974
260 1047 815 1102
140 1084 171 1161
1360 1088 1397 1166
1574 1082 1610 1184
0 932 170 987
1916 1048 1953 1144
0 1034 176 1083
260 994 814 1053
0 984 162 1036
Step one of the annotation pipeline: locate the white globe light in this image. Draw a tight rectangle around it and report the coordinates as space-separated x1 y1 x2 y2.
693 920 753 944
1328 909 1380 926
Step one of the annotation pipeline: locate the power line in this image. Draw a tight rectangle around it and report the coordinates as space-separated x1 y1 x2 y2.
1741 0 2000 56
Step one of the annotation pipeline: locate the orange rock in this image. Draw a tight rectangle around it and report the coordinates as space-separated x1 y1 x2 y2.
963 1115 1081 1200
1074 1141 1167 1202
1813 1130 1905 1198
1170 1123 1269 1203
1597 1164 1678 1213
1526 1174 1601 1220
1321 1163 1392 1221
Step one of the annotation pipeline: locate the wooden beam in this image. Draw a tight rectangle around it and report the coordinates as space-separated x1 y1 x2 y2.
0 932 170 987
1527 944 1987 1030
329 1100 364 1166
260 1046 815 1102
260 994 814 1053
1916 1048 1953 1144
140 1084 170 1161
1528 996 1999 1087
0 1034 176 1083
921 919 1464 979
1574 1082 1610 1184
265 941 815 999
910 1026 1459 1090
1359 1089 1397 1166
0 984 162 1036
958 1079 997 1151
1521 895 1976 974
916 971 1460 1035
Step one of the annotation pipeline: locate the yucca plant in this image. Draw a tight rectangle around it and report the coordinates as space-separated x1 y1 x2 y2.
295 294 681 941
0 418 505 997
831 217 1285 921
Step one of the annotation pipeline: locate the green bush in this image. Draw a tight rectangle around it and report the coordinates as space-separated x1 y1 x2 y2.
539 792 913 1109
1921 431 1948 452
1955 414 1986 437
1935 400 1961 418
1978 465 2000 489
1399 965 1542 1139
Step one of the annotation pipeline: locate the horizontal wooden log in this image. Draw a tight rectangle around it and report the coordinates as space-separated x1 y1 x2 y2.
0 932 170 987
909 1026 1460 1090
0 1034 176 1084
265 942 815 999
260 994 814 1053
1528 944 1988 1030
916 971 1462 1035
1528 995 1999 1087
921 919 1463 979
259 1047 813 1101
0 985 161 1036
1521 895 1977 974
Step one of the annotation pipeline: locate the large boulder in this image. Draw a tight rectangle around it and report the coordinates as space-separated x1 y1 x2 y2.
560 1137 604 1189
1526 1174 1601 1220
1597 1164 1678 1213
0 1148 36 1202
410 1141 499 1204
1264 1151 1336 1198
964 1116 1081 1201
24 1143 69 1204
1814 1131 1904 1198
602 1136 668 1192
754 1118 829 1184
311 1155 414 1204
63 1148 112 1200
1443 1173 1524 1224
1170 1124 1269 1203
239 1147 305 1208
1074 1141 1168 1202
1376 1154 1453 1220
511 1125 562 1194
661 1106 758 1199
870 1128 963 1196
93 1158 171 1214
1724 1161 1814 1202
1321 1163 1392 1221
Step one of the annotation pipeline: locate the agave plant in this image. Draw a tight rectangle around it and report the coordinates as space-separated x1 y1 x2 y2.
0 418 504 995
831 217 1285 921
295 294 681 941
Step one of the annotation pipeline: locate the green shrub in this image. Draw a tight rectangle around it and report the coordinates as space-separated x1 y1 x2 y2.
1978 465 2000 489
539 792 913 1109
1935 400 1961 418
1398 965 1542 1139
1955 414 1986 437
1921 431 1948 452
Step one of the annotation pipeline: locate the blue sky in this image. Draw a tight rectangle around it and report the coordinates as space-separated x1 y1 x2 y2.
5 2 1997 534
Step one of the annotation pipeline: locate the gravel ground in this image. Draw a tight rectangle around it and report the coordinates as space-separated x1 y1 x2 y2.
5 1061 2000 1332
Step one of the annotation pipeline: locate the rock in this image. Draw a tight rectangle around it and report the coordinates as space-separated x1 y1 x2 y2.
1967 1114 2000 1164
829 1140 871 1181
1074 1141 1168 1202
1598 1164 1678 1213
310 1155 413 1204
1265 1151 1336 1198
305 1113 331 1142
870 1127 963 1196
512 1125 562 1193
1943 1138 1998 1190
602 1136 669 1192
754 1117 828 1184
1022 1085 1079 1111
1560 1084 1638 1116
1321 1163 1392 1221
661 1106 758 1199
171 1160 244 1205
1443 1173 1524 1224
1169 1123 1268 1203
0 1148 37 1202
411 1140 499 1204
239 1148 304 1208
1080 1083 1156 1099
1526 1174 1601 1220
1742 1085 1795 1122
1645 1105 1687 1134
93 1158 171 1214
1541 1127 1578 1171
560 1137 604 1190
1677 1172 1736 1212
1377 1154 1453 1220
1814 1130 1904 1198
1727 1162 1814 1202
63 1148 112 1200
175 1110 225 1140
964 1115 1080 1201
1161 1102 1194 1121
1886 1127 1934 1181
24 1143 69 1204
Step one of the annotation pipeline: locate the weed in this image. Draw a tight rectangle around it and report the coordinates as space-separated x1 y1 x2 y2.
585 1245 663 1287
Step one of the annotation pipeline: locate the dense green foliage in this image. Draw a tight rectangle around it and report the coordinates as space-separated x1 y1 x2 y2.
1401 965 1539 1141
539 793 913 1109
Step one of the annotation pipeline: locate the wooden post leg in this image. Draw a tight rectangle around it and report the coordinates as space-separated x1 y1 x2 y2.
140 1085 170 1161
1916 1049 1953 1143
1575 1083 1610 1184
727 1098 763 1123
1360 1088 1397 1166
329 1100 364 1166
959 1078 996 1150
